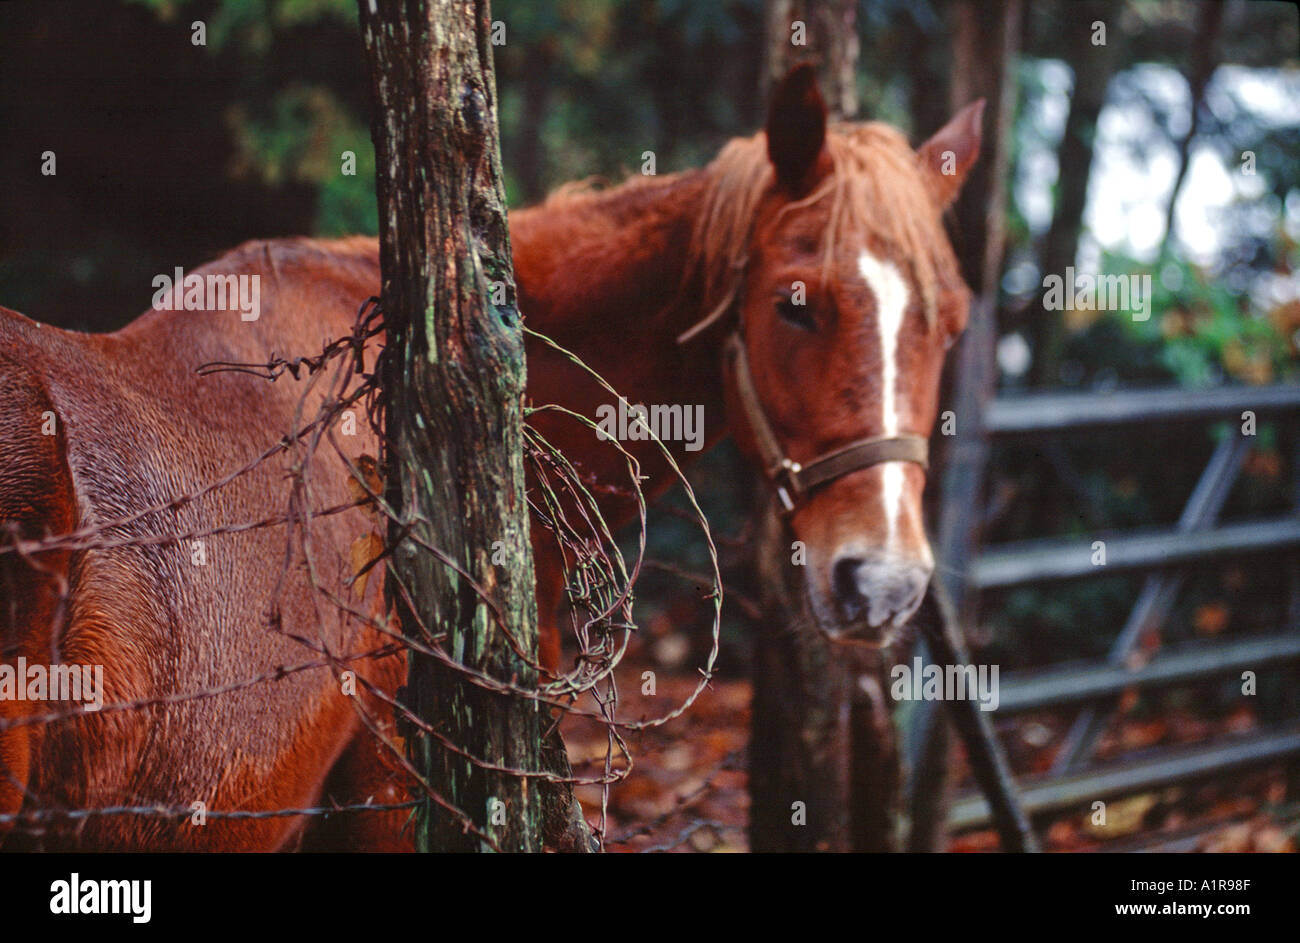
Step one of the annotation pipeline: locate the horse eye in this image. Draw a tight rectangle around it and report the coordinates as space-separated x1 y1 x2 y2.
775 297 816 332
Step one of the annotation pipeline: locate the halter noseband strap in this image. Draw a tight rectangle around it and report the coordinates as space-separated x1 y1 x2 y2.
722 333 929 514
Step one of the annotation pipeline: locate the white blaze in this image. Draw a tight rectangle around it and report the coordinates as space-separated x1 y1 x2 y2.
858 251 909 548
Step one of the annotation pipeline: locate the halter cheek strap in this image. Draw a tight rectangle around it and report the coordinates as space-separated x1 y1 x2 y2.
723 332 929 513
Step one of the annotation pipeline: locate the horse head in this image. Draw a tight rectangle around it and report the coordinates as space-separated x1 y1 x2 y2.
691 65 983 644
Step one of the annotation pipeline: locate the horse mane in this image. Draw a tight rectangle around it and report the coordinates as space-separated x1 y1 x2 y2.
685 122 944 337
526 122 945 341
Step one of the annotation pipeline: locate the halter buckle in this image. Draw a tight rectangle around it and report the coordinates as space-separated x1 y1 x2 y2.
773 458 803 514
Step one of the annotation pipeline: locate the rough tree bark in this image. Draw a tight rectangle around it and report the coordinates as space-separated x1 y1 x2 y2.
358 0 545 852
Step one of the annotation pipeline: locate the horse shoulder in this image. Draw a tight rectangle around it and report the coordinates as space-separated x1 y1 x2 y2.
0 328 80 839
0 332 78 558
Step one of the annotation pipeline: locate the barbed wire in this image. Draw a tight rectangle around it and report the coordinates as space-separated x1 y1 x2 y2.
0 296 729 852
0 799 420 827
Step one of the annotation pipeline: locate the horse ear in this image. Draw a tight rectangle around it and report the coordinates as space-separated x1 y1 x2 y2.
765 64 829 195
916 99 985 209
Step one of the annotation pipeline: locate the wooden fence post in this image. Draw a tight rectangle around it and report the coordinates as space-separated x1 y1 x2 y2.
358 0 544 852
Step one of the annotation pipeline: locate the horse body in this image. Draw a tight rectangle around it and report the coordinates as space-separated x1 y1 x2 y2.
0 68 981 850
0 240 406 850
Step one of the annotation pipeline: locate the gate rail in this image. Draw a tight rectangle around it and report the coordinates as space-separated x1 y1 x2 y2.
925 379 1300 848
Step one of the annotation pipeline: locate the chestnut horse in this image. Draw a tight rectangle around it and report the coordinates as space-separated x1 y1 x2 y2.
0 67 980 850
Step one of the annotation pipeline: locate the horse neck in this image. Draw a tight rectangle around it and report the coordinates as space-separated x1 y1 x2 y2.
510 169 725 412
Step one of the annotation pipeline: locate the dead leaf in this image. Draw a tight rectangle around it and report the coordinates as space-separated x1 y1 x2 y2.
688 826 718 852
1199 822 1252 853
350 531 384 598
348 455 384 520
1086 792 1158 839
1253 825 1295 853
1193 602 1229 636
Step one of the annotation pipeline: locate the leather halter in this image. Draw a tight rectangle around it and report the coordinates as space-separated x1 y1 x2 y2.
674 227 930 514
722 332 929 514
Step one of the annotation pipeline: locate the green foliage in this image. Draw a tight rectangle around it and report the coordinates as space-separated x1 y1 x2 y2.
227 84 377 234
128 0 375 233
127 0 355 52
1068 250 1299 388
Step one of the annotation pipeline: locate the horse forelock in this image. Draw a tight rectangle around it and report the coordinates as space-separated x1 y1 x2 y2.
687 122 947 329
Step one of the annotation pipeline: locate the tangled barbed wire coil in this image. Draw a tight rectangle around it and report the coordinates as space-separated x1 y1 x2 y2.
0 297 724 851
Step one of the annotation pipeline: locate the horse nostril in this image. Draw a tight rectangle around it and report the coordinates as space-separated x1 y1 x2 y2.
830 553 932 631
833 556 868 618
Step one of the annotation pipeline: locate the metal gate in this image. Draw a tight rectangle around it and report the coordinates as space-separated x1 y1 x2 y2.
909 299 1300 851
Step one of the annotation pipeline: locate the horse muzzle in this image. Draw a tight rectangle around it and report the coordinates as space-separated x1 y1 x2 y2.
822 550 933 643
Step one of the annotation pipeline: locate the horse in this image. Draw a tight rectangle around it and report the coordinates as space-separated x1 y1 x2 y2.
0 65 980 850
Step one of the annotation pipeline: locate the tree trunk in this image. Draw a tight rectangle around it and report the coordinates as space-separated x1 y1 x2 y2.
761 0 858 119
358 0 544 853
512 40 554 206
750 0 891 854
1029 0 1120 387
1160 1 1223 259
908 0 1022 853
748 507 900 852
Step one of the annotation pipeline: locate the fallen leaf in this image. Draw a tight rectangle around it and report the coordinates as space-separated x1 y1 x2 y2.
1193 602 1229 636
1253 825 1294 853
1086 792 1158 839
348 455 385 520
350 531 385 598
1199 822 1252 853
